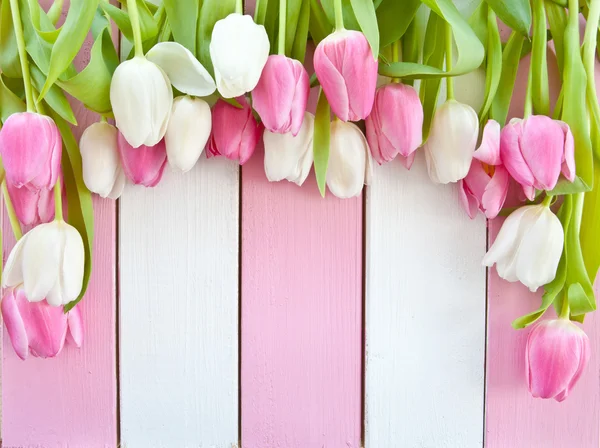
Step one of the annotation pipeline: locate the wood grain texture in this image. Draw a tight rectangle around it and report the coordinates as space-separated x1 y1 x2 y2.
365 155 487 448
240 147 363 448
118 158 239 448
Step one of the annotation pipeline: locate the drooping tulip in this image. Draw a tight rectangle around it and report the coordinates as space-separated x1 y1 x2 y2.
207 98 262 165
165 96 212 172
1 288 83 360
0 112 62 190
483 204 564 292
526 319 590 402
327 120 373 198
264 112 314 186
3 220 85 306
424 99 479 184
210 13 270 98
6 183 55 226
252 55 310 136
80 122 126 199
117 134 167 187
365 83 423 165
314 30 378 122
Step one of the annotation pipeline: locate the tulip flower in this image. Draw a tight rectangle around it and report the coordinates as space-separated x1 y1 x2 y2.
165 96 212 173
6 183 55 226
3 220 85 306
210 13 270 98
0 112 62 190
80 122 126 199
314 30 378 122
207 98 262 165
1 288 83 360
117 134 167 187
264 112 314 186
424 99 479 184
252 55 310 136
526 319 590 402
500 116 575 200
483 203 564 292
327 120 373 198
365 83 423 165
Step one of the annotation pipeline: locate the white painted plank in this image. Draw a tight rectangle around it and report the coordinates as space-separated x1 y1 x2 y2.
119 158 239 447
365 154 486 448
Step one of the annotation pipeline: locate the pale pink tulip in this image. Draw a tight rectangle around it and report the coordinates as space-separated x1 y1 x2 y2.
117 134 167 187
526 319 590 402
1 288 83 360
314 30 378 122
365 83 423 165
6 182 55 226
207 98 262 165
0 112 62 190
252 55 310 136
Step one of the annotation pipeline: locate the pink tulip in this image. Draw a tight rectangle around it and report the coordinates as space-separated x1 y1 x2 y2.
314 30 378 122
1 288 83 360
117 134 167 187
0 112 62 190
526 319 590 402
6 182 55 227
207 98 262 165
365 83 423 166
500 116 575 200
252 55 310 136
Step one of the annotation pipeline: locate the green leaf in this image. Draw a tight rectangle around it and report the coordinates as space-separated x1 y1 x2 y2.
47 0 65 26
549 176 592 195
490 31 524 125
164 0 199 53
545 1 566 72
419 12 445 139
484 0 531 36
468 0 488 47
27 0 61 43
100 0 158 43
0 0 22 78
197 0 236 77
309 0 331 44
349 0 379 57
0 75 26 122
479 7 502 121
29 65 77 125
377 0 420 48
581 159 600 282
291 0 310 63
285 0 304 56
313 88 330 197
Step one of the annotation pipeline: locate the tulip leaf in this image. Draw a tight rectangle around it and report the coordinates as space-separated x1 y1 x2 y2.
19 0 52 74
468 0 488 48
376 0 420 49
164 0 198 54
484 0 531 37
313 88 330 197
47 0 64 26
489 31 524 125
0 75 26 123
0 0 22 78
30 65 77 125
546 1 566 73
196 0 236 77
581 160 600 282
285 0 303 56
348 0 379 57
100 0 159 43
419 12 445 139
26 0 61 43
309 0 331 44
291 0 310 63
479 7 502 121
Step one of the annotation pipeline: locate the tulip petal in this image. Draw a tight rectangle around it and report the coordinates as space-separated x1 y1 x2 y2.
520 116 564 191
25 295 68 357
80 122 123 198
557 121 576 182
1 289 29 360
58 222 85 304
108 168 126 200
3 232 29 288
22 222 62 302
500 118 535 187
474 120 501 165
67 305 84 348
459 179 480 220
460 161 489 219
118 134 168 187
327 121 369 198
482 165 510 219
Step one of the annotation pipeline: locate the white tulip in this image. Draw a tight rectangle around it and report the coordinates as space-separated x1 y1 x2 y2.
80 122 125 199
327 121 373 199
483 204 564 292
165 96 212 172
264 112 314 186
3 221 85 306
210 13 270 98
424 99 479 184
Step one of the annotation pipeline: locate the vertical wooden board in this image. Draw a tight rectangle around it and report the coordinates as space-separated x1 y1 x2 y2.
118 158 239 447
240 148 363 448
365 155 487 447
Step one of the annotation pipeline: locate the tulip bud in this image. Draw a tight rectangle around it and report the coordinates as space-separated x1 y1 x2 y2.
80 122 125 199
210 13 270 98
526 319 590 402
314 30 378 122
0 112 62 190
365 83 423 165
207 98 262 165
483 204 564 292
424 100 479 184
1 288 82 360
110 57 173 148
327 121 373 198
264 112 314 186
3 220 85 306
6 183 55 226
117 134 167 187
165 96 212 172
252 55 310 136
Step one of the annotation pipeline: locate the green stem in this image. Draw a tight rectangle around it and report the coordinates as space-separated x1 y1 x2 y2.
391 40 400 83
54 176 63 221
584 0 600 127
1 181 23 240
445 21 454 100
531 0 549 115
236 0 243 14
524 67 533 117
9 0 34 112
559 292 571 319
542 194 553 207
333 0 344 31
278 0 286 55
127 0 144 57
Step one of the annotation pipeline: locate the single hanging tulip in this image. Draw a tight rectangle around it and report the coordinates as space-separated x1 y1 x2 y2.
424 99 479 184
207 98 262 165
264 112 314 186
483 203 564 292
165 96 212 172
252 55 310 136
80 122 126 199
210 13 270 98
0 112 62 190
526 319 590 402
117 134 167 187
314 30 378 122
327 120 373 198
365 83 423 166
1 288 83 360
6 183 55 226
